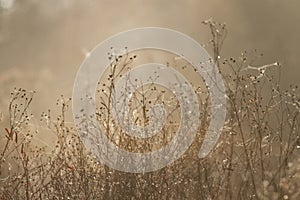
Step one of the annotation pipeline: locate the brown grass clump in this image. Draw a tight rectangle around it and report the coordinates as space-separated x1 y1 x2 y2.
0 21 299 199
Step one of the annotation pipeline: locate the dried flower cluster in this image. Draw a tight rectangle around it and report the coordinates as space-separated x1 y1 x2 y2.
0 21 299 199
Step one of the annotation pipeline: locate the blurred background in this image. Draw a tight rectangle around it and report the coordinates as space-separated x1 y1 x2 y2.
0 0 299 119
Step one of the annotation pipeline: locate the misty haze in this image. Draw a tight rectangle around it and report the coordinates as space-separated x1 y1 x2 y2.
0 1 300 199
